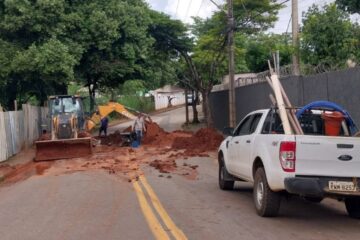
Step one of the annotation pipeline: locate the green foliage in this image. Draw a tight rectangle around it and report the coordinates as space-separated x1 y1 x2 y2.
336 0 360 14
187 0 283 86
141 10 188 90
118 95 154 113
0 0 183 110
75 0 154 91
122 80 146 95
245 33 293 72
68 82 83 96
13 38 76 80
301 4 360 67
149 11 193 54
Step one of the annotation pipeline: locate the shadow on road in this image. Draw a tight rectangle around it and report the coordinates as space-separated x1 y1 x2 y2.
229 183 356 222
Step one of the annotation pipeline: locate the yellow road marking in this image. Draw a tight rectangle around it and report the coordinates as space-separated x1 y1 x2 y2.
140 176 188 240
133 181 170 240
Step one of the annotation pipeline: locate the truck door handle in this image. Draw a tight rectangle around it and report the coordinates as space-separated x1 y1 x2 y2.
235 141 239 144
246 140 251 143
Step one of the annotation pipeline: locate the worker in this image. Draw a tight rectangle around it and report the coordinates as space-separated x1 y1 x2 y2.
133 113 146 145
99 116 109 137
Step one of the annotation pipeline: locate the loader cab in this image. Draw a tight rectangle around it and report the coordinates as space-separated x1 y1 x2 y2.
50 96 83 115
49 96 86 130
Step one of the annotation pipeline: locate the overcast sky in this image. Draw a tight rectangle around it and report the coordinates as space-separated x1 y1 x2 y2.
145 0 357 33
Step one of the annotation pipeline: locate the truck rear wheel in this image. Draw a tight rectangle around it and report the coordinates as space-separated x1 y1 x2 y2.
218 155 234 190
253 168 281 217
345 198 360 219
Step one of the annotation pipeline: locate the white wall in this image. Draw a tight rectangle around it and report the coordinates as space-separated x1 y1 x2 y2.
154 92 185 110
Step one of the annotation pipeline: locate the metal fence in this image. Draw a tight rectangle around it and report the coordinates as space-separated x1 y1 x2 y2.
0 104 48 162
210 66 360 131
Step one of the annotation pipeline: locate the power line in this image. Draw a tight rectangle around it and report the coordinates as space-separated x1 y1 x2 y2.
285 16 292 35
176 0 180 17
208 0 222 10
185 0 194 20
208 0 226 13
196 0 206 17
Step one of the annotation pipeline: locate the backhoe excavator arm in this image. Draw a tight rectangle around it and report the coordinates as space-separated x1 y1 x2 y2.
86 102 140 131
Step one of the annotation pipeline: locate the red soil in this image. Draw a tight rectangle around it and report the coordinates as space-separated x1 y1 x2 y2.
1 122 222 186
96 130 123 146
142 121 223 155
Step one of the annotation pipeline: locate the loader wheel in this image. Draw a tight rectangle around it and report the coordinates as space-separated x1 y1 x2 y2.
253 168 281 217
345 198 360 219
218 155 234 190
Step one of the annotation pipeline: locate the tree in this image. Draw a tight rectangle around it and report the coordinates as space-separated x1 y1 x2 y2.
122 80 146 95
141 10 183 91
301 4 360 68
0 0 161 111
245 33 293 72
73 0 155 111
336 0 360 14
180 0 283 126
146 11 199 121
0 0 78 108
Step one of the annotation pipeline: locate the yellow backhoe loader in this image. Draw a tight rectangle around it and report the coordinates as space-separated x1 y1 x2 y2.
86 102 137 131
35 96 148 161
35 95 93 161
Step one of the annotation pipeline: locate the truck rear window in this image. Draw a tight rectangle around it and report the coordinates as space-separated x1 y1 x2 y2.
261 110 350 136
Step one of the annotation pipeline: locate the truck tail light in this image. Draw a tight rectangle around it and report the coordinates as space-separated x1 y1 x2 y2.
279 141 296 172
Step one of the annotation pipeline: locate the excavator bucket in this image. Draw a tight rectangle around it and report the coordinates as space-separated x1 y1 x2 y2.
35 137 92 161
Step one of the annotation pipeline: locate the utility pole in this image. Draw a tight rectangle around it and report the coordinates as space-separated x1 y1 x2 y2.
208 0 236 127
292 0 300 76
228 0 236 127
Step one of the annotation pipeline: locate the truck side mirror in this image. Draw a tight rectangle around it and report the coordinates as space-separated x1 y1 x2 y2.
223 127 234 136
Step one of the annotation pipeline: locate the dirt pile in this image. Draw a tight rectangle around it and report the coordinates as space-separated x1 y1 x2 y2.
148 154 199 180
142 121 170 145
149 159 177 173
172 128 224 153
1 122 222 186
122 126 132 133
142 122 223 155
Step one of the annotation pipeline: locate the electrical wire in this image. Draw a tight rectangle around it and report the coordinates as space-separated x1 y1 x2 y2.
185 0 194 20
176 0 180 17
285 16 292 35
196 0 206 17
208 0 226 13
208 0 222 9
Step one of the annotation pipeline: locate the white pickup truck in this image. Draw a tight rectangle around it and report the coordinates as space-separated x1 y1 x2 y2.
218 108 360 218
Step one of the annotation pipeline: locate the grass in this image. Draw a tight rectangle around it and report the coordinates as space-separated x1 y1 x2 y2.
117 95 155 113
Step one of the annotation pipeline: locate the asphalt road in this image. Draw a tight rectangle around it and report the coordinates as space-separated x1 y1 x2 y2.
0 106 360 240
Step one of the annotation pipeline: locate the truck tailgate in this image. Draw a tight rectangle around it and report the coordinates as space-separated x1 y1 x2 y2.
295 135 360 177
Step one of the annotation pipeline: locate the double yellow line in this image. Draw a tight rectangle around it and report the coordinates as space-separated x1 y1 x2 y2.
133 176 187 240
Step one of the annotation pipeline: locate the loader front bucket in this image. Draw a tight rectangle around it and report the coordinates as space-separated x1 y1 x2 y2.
35 137 92 161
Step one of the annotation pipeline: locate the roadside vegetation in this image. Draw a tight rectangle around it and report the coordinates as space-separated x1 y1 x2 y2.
0 0 359 126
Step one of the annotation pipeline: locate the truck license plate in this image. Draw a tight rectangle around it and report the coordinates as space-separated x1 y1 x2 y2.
328 181 357 192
